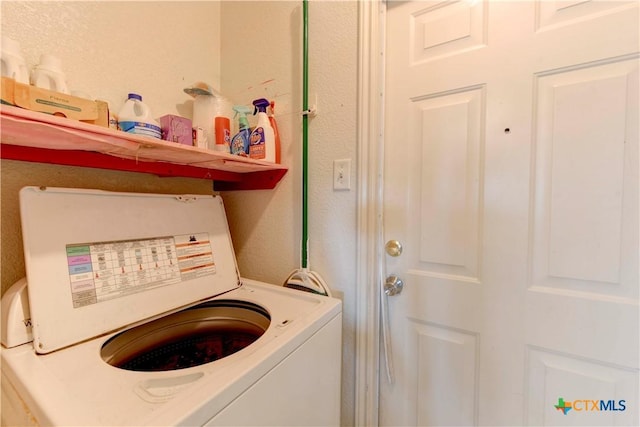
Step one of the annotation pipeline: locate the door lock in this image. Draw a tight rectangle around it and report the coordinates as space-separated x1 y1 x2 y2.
384 275 404 296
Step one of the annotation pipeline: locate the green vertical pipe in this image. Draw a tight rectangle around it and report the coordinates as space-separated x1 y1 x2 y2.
301 0 309 269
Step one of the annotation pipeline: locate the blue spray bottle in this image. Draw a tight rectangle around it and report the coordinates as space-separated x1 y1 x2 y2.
230 105 251 156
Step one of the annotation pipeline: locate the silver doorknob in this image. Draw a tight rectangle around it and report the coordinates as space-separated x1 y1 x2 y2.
385 240 403 257
384 275 404 296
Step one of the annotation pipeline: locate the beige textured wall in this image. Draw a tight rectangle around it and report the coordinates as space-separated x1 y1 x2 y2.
1 1 221 292
220 2 358 424
1 1 221 117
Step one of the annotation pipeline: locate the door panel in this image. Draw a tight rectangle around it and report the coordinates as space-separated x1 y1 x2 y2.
409 0 487 64
381 1 638 426
526 347 639 426
411 322 478 426
411 87 484 280
531 57 639 296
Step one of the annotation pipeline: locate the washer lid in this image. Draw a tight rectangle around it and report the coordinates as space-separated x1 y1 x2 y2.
19 187 241 354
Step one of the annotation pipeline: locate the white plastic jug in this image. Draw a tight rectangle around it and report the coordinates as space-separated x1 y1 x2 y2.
1 36 29 84
30 54 69 94
192 94 216 149
117 93 161 139
184 82 233 150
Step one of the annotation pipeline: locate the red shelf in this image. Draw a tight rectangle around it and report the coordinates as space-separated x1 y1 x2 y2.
0 105 287 190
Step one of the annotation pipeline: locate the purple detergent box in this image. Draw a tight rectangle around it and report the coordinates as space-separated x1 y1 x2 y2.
160 115 193 146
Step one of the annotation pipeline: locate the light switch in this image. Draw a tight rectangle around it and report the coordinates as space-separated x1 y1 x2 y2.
333 159 351 191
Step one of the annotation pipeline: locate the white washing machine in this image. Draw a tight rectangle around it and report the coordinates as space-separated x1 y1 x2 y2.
0 187 342 426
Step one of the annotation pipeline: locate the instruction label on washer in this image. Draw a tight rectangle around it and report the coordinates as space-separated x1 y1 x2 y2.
66 233 215 308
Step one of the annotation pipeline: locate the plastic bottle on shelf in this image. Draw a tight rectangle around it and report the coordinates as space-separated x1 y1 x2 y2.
192 93 215 148
1 36 29 84
214 116 231 152
105 101 118 130
249 98 275 162
30 54 69 94
230 105 251 156
117 93 161 139
268 100 282 164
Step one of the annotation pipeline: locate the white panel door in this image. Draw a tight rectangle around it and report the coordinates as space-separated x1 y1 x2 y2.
381 1 638 426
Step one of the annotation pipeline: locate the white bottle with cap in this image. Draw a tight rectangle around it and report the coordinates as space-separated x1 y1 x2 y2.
1 36 29 84
117 93 161 139
192 94 216 149
30 54 69 94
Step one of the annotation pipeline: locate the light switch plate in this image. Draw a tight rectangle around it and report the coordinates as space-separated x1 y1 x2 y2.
333 159 351 191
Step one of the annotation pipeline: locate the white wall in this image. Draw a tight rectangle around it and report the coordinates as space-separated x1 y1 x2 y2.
219 2 358 424
1 1 221 116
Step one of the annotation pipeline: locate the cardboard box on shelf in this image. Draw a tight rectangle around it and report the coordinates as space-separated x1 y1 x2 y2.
93 100 109 128
1 77 16 106
10 82 108 127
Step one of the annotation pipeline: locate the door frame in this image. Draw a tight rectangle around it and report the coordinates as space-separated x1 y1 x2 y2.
355 1 384 425
354 2 640 426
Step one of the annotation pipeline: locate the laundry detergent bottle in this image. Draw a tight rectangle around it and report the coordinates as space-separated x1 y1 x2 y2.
117 93 161 139
250 98 275 162
230 105 251 156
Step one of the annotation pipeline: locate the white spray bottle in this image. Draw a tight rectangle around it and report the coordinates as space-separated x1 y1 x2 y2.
249 98 276 162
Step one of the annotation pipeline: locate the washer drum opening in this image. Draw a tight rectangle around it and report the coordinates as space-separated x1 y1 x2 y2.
100 300 271 372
